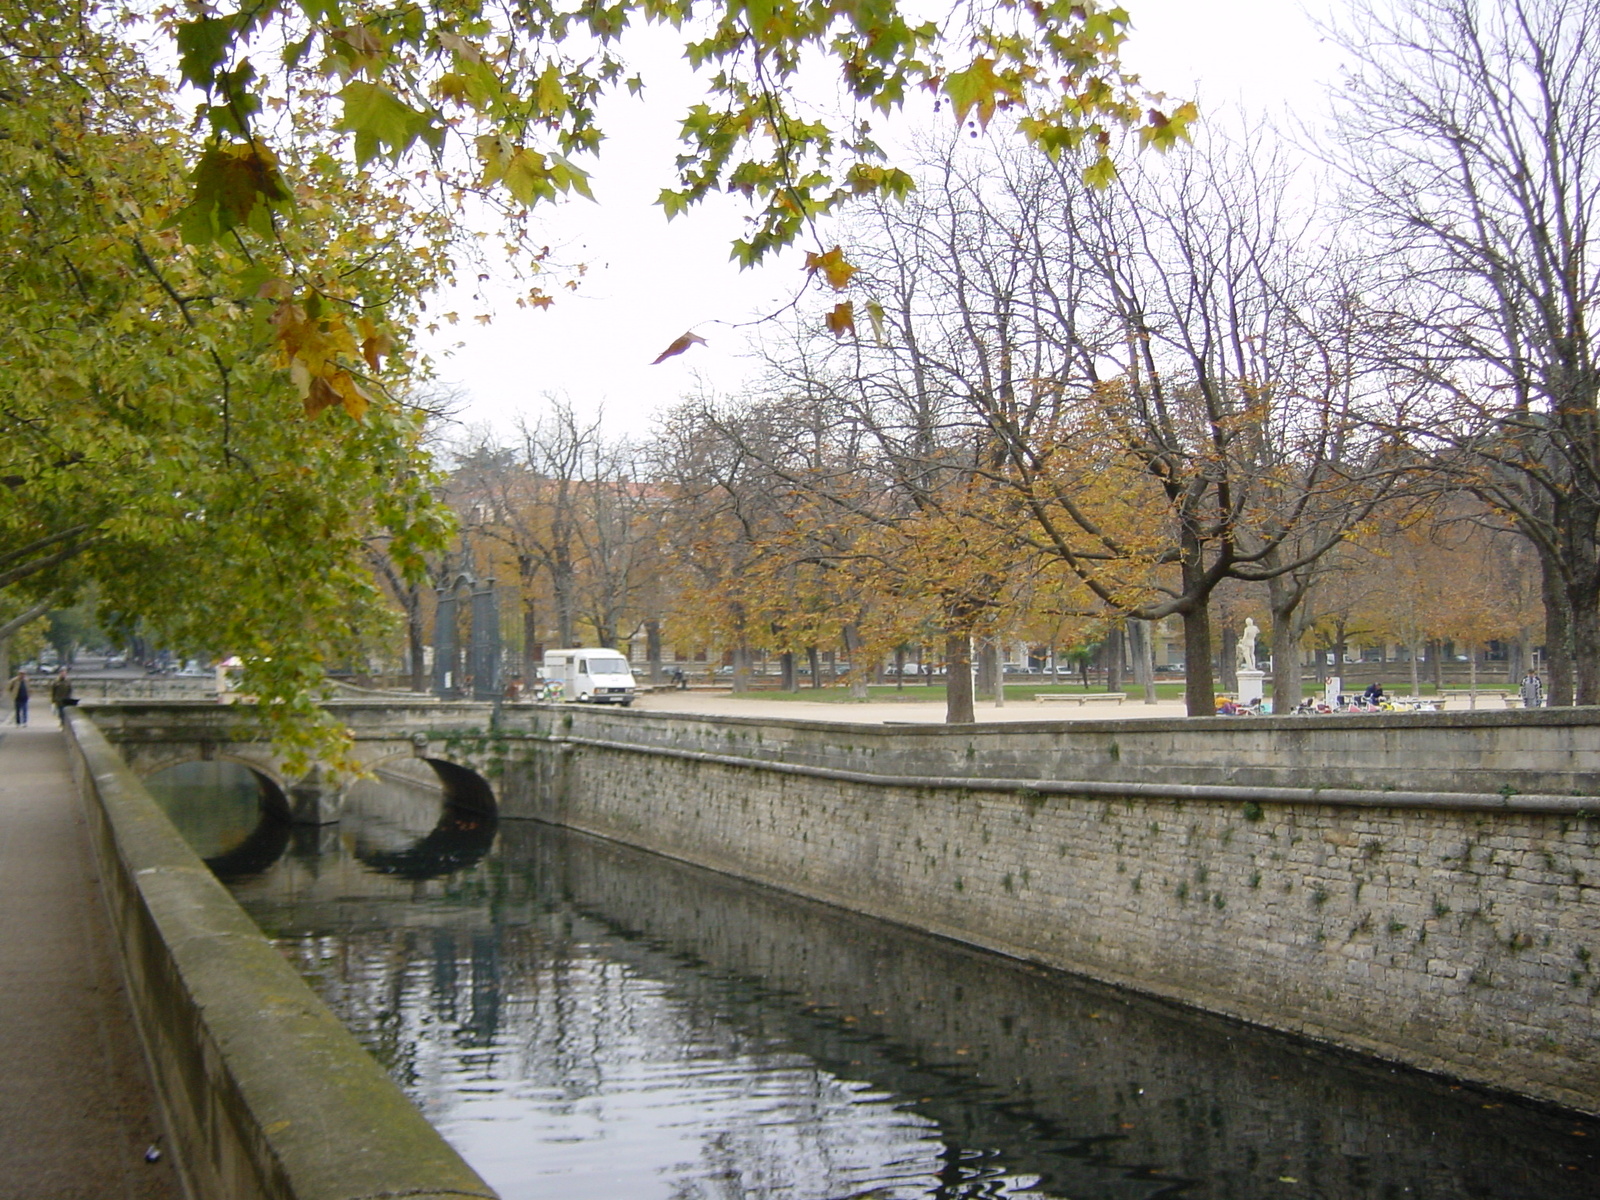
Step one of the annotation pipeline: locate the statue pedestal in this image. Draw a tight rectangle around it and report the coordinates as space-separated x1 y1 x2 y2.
1238 669 1265 706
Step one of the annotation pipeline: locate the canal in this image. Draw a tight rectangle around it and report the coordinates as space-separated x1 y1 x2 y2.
146 761 1600 1199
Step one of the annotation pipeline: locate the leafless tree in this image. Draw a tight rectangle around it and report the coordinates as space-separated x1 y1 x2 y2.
814 130 1396 713
1329 0 1600 703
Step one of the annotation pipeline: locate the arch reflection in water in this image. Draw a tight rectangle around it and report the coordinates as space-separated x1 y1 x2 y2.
229 821 1600 1200
142 760 292 880
341 757 498 881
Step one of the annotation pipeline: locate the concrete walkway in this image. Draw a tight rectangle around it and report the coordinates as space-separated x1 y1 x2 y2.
0 724 183 1200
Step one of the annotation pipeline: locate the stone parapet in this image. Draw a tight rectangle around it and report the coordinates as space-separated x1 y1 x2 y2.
63 710 497 1200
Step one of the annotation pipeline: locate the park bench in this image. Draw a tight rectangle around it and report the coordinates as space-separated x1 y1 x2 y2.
1034 692 1126 705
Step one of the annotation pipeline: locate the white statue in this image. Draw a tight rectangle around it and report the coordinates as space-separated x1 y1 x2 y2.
1237 618 1260 671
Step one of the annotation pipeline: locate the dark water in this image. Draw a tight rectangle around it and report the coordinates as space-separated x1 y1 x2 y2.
145 764 1600 1200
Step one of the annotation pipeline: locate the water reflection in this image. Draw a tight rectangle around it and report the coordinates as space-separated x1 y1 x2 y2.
141 760 291 880
220 814 1600 1200
145 757 497 884
343 759 498 880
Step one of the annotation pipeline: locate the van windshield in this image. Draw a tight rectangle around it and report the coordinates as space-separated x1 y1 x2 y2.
589 656 630 675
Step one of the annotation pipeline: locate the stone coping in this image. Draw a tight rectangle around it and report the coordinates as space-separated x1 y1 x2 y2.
64 711 497 1200
553 732 1599 814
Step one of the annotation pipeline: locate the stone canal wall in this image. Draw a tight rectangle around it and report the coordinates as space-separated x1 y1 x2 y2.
63 711 498 1200
518 823 1590 1199
502 706 1600 1114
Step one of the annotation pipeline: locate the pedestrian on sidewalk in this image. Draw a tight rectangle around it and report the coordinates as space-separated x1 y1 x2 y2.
8 668 28 725
1520 669 1545 709
50 668 74 724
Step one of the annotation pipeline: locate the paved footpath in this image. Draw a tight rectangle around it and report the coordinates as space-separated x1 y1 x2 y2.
0 724 183 1200
634 690 1196 723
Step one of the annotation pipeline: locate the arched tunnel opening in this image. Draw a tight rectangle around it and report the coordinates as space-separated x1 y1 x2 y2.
141 760 294 880
341 756 498 881
421 757 497 814
143 755 500 884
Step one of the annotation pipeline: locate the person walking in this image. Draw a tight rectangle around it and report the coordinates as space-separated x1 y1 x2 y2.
1520 669 1545 709
49 669 74 725
7 669 28 725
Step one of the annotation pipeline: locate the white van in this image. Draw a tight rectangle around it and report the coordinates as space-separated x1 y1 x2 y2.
541 648 638 706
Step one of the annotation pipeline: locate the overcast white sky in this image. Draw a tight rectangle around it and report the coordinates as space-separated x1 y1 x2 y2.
419 1 1347 440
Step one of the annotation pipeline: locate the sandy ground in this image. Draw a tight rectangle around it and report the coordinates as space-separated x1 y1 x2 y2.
633 689 1194 724
632 688 1505 724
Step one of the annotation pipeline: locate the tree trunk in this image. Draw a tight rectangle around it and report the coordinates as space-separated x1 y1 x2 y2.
521 601 540 684
1506 637 1525 686
1218 625 1238 694
1544 572 1573 706
407 587 428 693
945 631 975 723
1129 619 1158 704
806 645 822 690
1409 642 1421 697
1567 588 1600 706
731 644 750 693
1181 603 1216 716
780 651 798 692
843 624 869 699
553 556 577 648
1105 624 1124 694
975 638 999 700
1266 572 1308 711
645 618 663 684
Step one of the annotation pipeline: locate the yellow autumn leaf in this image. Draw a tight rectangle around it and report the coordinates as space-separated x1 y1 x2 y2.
805 245 857 291
825 301 855 337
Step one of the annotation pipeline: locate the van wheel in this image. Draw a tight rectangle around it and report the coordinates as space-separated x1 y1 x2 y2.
578 692 591 703
620 700 633 708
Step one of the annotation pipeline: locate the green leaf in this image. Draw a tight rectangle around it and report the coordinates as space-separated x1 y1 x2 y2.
335 82 431 164
502 148 553 204
535 61 566 117
296 0 344 23
945 58 1008 129
176 17 232 92
1082 154 1118 190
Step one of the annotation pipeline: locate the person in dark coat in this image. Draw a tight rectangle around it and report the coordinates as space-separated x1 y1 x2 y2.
49 669 74 725
8 670 28 726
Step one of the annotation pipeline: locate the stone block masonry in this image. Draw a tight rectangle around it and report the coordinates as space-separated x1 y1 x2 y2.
64 710 499 1200
504 707 1600 1114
